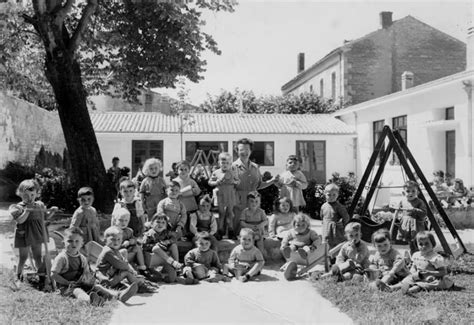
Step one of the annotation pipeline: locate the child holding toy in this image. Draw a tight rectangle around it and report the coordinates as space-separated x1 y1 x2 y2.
70 187 101 246
277 155 308 211
157 181 187 240
320 183 350 250
188 195 219 250
269 197 296 239
240 191 268 254
140 158 167 218
113 179 146 237
9 179 58 284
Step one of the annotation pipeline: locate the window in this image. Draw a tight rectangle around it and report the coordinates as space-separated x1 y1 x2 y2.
185 141 228 165
331 72 336 100
392 115 407 165
233 141 274 166
320 79 324 98
373 120 385 164
132 140 163 176
445 107 454 120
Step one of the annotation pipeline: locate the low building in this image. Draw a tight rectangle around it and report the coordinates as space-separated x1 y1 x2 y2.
91 112 356 183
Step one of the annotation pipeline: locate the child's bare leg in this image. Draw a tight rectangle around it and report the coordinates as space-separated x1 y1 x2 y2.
108 271 129 288
152 245 181 269
30 245 43 272
217 205 226 234
135 246 146 270
227 206 235 233
17 247 29 277
72 287 90 302
119 249 128 261
94 283 119 299
168 243 179 261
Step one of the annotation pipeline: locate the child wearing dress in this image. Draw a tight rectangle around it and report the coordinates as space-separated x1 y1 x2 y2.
70 187 101 246
188 195 219 250
277 155 308 211
113 179 146 237
139 158 167 218
157 181 187 240
9 179 58 283
224 228 265 282
269 197 296 239
142 214 182 283
173 160 201 214
240 191 268 254
280 213 320 280
368 229 409 290
320 183 350 250
183 232 228 283
390 231 454 294
95 226 141 300
397 180 427 254
112 208 147 274
209 152 240 239
323 222 369 281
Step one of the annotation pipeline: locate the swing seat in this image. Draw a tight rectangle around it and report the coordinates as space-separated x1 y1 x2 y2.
349 215 397 243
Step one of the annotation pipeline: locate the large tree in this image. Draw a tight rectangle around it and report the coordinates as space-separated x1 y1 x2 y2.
1 0 235 211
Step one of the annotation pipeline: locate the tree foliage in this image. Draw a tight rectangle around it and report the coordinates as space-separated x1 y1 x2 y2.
200 89 340 114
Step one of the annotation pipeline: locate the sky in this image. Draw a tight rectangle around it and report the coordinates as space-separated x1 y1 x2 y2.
156 0 473 105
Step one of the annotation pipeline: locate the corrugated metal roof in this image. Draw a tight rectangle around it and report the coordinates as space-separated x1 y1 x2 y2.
90 112 355 134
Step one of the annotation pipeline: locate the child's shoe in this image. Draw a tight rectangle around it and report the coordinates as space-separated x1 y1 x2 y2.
239 274 250 283
298 247 310 259
118 282 139 303
282 246 292 259
89 291 105 307
283 261 298 280
138 281 159 293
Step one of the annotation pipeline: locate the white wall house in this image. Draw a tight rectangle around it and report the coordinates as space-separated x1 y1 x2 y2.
91 113 356 183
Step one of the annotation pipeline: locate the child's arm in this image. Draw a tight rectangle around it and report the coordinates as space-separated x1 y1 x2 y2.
259 210 269 227
280 231 293 248
103 249 133 272
190 179 201 197
8 204 30 224
294 171 308 190
239 210 252 229
268 214 277 237
339 204 351 226
210 251 222 272
51 255 71 286
228 248 238 268
208 171 220 187
247 250 265 277
335 245 347 265
184 250 196 267
420 266 448 278
156 199 165 216
70 209 83 228
189 213 198 236
210 215 218 236
309 230 320 249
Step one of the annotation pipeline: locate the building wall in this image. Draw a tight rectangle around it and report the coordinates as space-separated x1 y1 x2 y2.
95 132 355 183
0 91 66 168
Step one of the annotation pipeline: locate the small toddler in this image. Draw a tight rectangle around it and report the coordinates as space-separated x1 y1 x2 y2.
157 181 187 239
139 158 167 218
277 155 308 211
269 197 295 239
240 191 268 254
188 195 219 250
320 183 350 250
70 187 101 245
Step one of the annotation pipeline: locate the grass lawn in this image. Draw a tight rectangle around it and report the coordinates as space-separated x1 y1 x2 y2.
0 267 115 324
312 253 474 324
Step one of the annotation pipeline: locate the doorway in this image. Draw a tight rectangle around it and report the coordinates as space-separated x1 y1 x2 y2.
445 131 455 177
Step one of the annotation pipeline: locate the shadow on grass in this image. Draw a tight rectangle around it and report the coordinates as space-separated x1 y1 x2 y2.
254 274 279 282
450 285 466 292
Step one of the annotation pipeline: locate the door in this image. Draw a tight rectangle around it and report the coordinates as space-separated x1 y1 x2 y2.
132 140 164 176
446 131 455 177
296 141 326 183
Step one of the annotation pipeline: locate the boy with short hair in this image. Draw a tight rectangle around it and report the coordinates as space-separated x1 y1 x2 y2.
320 183 350 250
70 187 101 246
157 181 187 240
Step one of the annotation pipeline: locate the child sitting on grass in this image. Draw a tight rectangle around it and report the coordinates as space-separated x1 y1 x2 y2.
142 214 182 283
157 181 187 240
183 232 229 283
368 229 409 290
188 195 219 251
269 197 295 240
113 180 146 237
70 187 101 246
280 213 320 280
320 183 350 250
224 228 265 282
389 231 454 294
322 222 369 281
240 191 268 255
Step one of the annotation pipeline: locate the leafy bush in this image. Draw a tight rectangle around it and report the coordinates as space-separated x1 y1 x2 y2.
0 161 36 184
35 168 78 213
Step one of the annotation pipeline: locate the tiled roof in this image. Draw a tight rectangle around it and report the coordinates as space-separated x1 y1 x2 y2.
90 112 355 135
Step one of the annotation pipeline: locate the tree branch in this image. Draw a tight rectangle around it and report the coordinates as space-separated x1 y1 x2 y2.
22 13 39 32
55 0 75 22
68 0 97 54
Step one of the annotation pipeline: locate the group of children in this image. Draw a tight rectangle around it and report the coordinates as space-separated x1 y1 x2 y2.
9 155 454 306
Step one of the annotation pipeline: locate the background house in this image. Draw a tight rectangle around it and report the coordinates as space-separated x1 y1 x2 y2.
90 112 356 183
282 12 466 106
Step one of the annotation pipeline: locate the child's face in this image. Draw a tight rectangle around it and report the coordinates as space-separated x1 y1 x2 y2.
374 239 391 255
153 218 168 231
248 197 260 210
325 189 338 203
178 165 190 178
167 185 180 199
64 233 84 255
199 200 211 213
433 175 443 185
120 186 135 202
346 229 361 244
240 233 254 250
106 233 123 250
417 237 434 254
21 187 38 203
197 239 211 252
219 158 231 171
149 163 160 177
405 186 419 201
115 214 130 229
78 195 94 208
294 220 308 234
286 159 298 172
279 200 291 213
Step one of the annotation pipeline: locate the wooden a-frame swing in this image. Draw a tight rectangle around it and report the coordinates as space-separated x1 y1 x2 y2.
348 126 467 257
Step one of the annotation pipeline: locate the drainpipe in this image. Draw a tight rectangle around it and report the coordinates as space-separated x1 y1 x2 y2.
353 111 358 177
463 80 473 189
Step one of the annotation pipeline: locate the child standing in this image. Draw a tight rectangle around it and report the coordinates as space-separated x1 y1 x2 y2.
70 187 101 245
390 231 454 294
111 208 147 274
224 228 265 282
324 222 369 281
209 152 240 239
188 195 219 250
269 197 295 239
173 160 201 215
183 232 228 283
368 229 409 289
9 179 58 283
142 214 182 283
320 183 350 250
240 191 268 253
277 155 308 211
113 180 146 237
397 180 427 253
157 181 187 239
139 158 167 218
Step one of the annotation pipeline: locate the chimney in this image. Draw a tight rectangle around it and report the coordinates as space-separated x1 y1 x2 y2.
467 25 474 70
380 11 393 29
401 71 414 90
297 53 305 74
